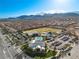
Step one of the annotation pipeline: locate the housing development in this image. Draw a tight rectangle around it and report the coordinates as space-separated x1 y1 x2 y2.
1 0 79 59
0 19 79 59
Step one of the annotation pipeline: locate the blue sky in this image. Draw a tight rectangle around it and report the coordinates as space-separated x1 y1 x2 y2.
0 0 79 18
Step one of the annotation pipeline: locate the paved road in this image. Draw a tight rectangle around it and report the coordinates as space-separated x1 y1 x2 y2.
0 30 13 59
0 29 17 59
0 38 6 59
60 44 79 59
0 29 33 59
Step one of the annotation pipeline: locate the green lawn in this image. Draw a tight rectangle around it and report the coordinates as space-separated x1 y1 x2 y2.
21 41 57 59
45 50 57 58
34 50 57 59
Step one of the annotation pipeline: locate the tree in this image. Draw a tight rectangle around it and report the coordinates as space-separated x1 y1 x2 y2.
21 44 28 51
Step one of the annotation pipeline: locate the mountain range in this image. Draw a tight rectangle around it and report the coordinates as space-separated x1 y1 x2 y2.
0 11 79 21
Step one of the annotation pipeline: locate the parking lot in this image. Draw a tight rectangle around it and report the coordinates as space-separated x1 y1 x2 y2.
47 34 75 51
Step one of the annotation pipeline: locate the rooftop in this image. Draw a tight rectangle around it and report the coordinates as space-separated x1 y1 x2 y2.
29 37 45 49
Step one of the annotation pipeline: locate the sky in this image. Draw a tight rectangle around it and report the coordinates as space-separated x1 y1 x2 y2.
0 0 79 18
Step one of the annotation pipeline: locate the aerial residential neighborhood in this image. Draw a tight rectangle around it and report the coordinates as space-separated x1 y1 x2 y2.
0 0 79 59
0 20 79 59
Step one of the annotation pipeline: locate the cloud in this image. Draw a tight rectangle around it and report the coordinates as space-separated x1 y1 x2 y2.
34 9 67 15
44 9 66 13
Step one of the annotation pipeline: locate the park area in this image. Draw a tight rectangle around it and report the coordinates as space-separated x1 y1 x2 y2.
23 27 62 34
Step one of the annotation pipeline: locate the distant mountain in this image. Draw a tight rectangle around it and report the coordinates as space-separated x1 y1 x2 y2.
0 12 79 21
72 11 79 14
17 15 43 20
44 13 79 16
16 12 79 19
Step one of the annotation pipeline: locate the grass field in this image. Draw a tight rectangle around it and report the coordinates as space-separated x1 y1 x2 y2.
23 27 62 34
